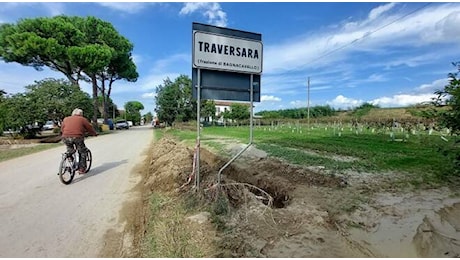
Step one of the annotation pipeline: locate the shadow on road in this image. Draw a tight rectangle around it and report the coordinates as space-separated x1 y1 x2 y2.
72 159 128 183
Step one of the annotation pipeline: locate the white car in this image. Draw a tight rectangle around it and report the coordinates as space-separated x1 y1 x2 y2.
42 120 56 131
115 120 129 130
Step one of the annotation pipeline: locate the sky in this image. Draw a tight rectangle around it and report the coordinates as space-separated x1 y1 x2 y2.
1 1 460 115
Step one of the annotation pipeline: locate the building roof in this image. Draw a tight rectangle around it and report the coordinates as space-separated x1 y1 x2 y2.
214 100 250 106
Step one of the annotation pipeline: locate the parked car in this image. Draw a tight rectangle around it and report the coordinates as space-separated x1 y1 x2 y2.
42 120 56 131
115 120 129 130
127 121 133 127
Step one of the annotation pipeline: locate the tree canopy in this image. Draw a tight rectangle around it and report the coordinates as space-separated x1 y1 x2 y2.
256 105 336 119
124 101 144 125
201 100 216 122
229 103 250 122
155 75 196 126
0 78 92 137
434 62 460 134
0 15 138 125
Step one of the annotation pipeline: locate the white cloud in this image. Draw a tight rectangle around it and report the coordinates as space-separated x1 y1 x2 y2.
261 95 281 102
180 2 206 14
431 10 460 42
368 2 397 21
370 93 436 107
131 54 143 65
290 100 307 108
326 92 437 110
327 95 364 109
263 3 460 74
141 92 156 99
180 2 227 27
417 78 448 93
97 2 151 14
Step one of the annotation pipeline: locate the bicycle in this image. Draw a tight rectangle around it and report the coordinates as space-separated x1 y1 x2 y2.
58 147 92 185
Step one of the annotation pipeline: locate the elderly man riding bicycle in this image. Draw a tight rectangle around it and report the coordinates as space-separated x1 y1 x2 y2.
61 108 97 175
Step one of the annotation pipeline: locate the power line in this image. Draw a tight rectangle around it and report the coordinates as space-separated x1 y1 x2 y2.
287 2 433 74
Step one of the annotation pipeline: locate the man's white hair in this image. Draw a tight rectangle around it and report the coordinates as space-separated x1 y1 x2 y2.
72 108 83 116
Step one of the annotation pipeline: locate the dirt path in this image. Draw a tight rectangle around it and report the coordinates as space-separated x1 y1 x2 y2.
135 136 460 257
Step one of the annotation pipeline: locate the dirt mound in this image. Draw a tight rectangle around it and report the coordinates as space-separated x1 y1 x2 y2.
140 136 460 258
146 138 194 193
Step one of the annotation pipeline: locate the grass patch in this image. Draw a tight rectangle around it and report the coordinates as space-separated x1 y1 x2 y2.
256 143 370 172
153 128 165 141
0 143 60 162
202 140 226 154
166 125 456 183
142 192 216 258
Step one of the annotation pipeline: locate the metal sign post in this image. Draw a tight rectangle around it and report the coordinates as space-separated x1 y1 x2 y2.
195 69 201 190
250 74 254 143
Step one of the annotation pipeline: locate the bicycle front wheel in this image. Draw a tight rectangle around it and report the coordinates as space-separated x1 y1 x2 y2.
85 149 92 173
58 157 75 185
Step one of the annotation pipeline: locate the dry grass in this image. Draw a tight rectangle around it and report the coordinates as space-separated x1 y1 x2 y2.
142 193 217 258
141 136 218 258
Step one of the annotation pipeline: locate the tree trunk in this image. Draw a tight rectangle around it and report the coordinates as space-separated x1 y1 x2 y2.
91 75 98 130
101 80 108 124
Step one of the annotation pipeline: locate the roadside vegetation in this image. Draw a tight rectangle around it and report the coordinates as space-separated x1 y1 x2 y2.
0 143 60 162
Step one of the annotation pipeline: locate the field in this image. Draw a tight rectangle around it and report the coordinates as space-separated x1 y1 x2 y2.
136 123 460 258
172 122 458 183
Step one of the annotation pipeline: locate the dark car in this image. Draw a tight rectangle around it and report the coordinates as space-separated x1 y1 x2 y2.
115 120 129 130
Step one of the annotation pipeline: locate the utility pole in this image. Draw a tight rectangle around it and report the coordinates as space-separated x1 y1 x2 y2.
307 77 310 130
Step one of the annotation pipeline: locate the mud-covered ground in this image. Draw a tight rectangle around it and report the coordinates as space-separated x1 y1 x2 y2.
116 136 460 258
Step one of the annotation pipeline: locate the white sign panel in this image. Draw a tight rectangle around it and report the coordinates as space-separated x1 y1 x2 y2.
193 31 263 74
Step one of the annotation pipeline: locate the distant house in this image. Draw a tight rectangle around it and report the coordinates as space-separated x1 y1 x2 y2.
212 100 253 125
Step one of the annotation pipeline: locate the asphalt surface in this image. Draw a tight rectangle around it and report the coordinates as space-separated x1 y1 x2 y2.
0 126 154 257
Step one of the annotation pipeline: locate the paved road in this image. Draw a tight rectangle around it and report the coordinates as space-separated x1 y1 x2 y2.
0 126 153 257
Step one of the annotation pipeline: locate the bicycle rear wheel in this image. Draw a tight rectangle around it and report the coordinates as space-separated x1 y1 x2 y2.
58 156 75 185
85 149 92 173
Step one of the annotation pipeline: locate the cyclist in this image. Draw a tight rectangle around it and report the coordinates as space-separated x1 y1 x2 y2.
61 108 97 174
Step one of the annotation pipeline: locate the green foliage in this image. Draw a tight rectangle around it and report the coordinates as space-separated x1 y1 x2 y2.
124 101 144 125
97 95 118 120
351 102 379 118
144 112 153 124
201 100 216 123
432 62 460 174
0 79 92 137
434 62 460 134
0 89 7 135
229 103 250 121
155 75 195 126
25 78 93 122
256 105 336 119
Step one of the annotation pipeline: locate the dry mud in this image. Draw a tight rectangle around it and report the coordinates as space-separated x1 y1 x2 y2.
117 136 460 258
